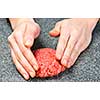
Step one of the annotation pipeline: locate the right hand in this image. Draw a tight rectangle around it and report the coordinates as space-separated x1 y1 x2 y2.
8 19 40 80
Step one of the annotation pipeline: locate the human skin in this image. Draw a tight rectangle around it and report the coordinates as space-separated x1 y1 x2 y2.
8 18 41 80
49 18 99 68
8 18 99 80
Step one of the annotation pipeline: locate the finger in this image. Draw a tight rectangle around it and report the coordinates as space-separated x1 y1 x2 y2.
61 33 78 67
8 35 36 78
49 21 61 37
67 45 81 68
14 32 39 71
56 26 70 60
24 23 40 48
10 46 29 80
67 37 84 68
24 35 35 48
20 47 39 71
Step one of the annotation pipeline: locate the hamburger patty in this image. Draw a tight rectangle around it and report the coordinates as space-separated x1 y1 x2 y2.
33 48 65 78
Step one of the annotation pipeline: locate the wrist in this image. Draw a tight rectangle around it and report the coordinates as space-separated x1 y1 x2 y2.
9 18 35 30
86 18 99 32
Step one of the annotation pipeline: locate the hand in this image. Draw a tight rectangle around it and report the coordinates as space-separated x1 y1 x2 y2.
49 18 98 68
8 19 40 80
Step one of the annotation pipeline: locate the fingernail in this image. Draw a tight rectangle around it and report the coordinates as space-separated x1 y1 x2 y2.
56 54 61 60
34 65 39 71
23 73 29 80
64 60 67 65
25 40 31 46
61 59 67 66
53 30 59 33
29 71 35 78
67 62 71 68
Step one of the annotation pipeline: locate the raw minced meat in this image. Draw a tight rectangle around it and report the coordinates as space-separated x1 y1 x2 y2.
33 48 65 78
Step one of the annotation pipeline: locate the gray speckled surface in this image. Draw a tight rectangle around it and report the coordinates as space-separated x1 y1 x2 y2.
0 18 100 82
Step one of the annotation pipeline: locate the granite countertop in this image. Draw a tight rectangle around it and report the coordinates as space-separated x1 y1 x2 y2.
0 18 100 82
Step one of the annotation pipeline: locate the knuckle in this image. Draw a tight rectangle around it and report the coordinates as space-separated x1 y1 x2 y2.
76 42 83 50
57 43 64 54
32 23 40 32
23 64 29 71
21 48 28 55
61 23 66 28
30 23 40 38
61 36 66 44
61 33 69 43
28 55 34 62
8 35 12 42
17 58 32 72
61 21 69 28
24 65 32 73
75 50 79 55
68 44 74 51
72 29 79 33
55 22 60 27
33 25 38 32
16 54 23 64
35 23 40 30
18 59 27 70
75 45 79 52
14 32 19 38
63 51 67 58
22 63 28 69
63 53 70 60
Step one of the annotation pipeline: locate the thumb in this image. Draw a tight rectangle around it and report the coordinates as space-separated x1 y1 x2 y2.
24 23 40 48
49 22 61 37
49 29 60 37
24 34 34 48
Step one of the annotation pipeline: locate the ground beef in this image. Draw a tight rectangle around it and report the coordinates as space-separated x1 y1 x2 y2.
33 48 65 78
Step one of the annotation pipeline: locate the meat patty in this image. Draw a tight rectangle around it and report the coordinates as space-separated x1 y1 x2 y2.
33 48 65 78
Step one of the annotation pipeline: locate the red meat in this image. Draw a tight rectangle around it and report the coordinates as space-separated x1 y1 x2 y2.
33 48 65 78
